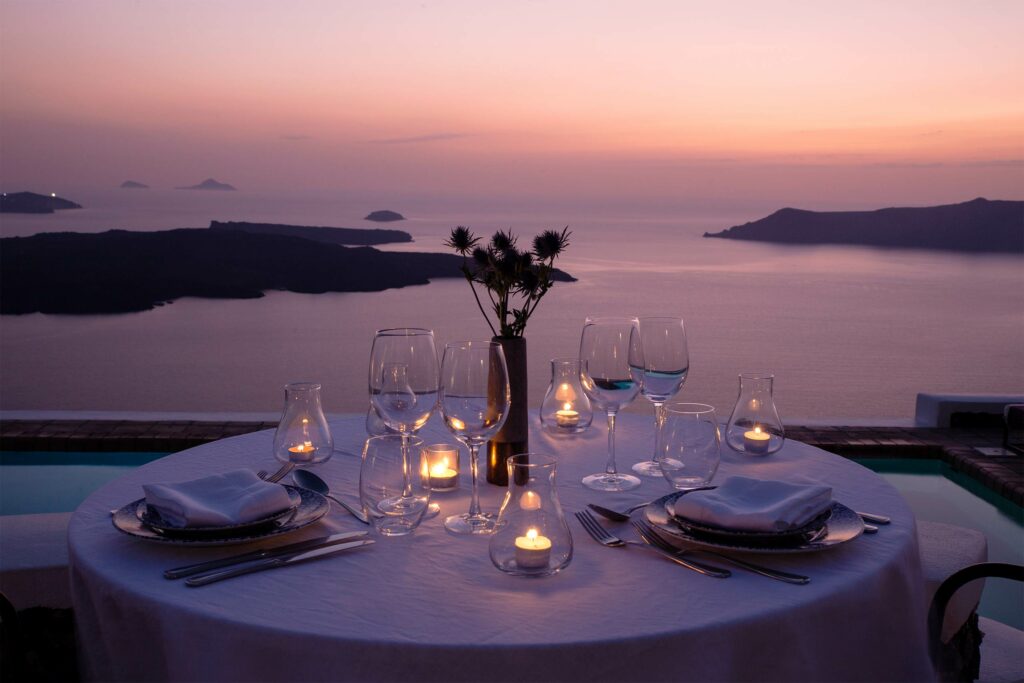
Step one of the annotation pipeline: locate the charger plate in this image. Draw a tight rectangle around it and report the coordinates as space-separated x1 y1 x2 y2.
111 486 329 546
644 491 864 554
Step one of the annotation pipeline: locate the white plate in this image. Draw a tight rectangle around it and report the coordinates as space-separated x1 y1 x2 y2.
644 492 864 554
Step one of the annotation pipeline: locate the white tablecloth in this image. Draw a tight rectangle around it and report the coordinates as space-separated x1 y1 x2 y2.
69 413 935 682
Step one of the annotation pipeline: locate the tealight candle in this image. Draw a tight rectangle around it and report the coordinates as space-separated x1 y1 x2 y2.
287 441 316 462
514 528 552 569
422 444 460 491
743 426 771 455
555 402 580 428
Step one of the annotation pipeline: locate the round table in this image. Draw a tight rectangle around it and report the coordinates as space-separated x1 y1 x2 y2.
69 413 935 682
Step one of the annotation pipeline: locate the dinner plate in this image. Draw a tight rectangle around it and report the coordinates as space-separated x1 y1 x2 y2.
111 486 329 546
644 492 864 554
137 487 302 535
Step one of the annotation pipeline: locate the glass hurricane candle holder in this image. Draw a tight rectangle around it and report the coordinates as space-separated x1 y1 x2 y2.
421 443 460 491
725 372 785 455
540 358 593 435
489 454 573 576
273 382 333 466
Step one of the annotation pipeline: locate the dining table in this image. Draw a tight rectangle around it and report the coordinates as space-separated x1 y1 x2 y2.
68 412 936 682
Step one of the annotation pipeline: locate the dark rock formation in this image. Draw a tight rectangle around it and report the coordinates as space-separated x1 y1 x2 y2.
120 181 149 189
176 178 236 191
364 210 405 222
0 192 82 214
703 198 1023 254
210 220 412 245
0 228 575 315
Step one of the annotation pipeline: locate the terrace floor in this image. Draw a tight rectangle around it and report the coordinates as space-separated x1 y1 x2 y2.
1 418 1022 506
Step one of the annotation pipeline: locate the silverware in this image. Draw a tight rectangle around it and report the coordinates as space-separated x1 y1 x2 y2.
292 470 370 524
857 511 890 525
164 530 369 580
862 523 878 534
257 462 295 484
587 486 718 522
574 510 730 578
631 520 810 585
185 538 374 587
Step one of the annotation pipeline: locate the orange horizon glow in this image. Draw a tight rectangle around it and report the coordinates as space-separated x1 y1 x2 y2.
1 1 1021 204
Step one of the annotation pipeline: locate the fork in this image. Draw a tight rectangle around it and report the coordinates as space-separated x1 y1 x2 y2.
574 510 730 578
631 520 810 585
257 462 295 484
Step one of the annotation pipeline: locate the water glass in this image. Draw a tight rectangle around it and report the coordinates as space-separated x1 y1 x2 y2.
657 403 720 490
360 434 431 536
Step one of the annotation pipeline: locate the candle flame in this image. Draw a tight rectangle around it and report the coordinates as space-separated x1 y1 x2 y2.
754 426 762 435
526 528 538 541
562 402 572 411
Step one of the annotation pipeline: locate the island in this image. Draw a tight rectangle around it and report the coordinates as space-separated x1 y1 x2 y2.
210 220 412 245
703 198 1023 254
0 227 575 314
176 178 236 191
364 210 405 222
120 181 149 189
0 192 82 214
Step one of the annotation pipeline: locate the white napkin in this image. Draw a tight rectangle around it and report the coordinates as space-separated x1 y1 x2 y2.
672 476 833 533
142 469 294 528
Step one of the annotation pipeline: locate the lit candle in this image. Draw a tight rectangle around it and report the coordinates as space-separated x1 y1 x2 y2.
422 444 460 491
555 402 580 428
287 441 316 462
743 426 771 455
514 528 552 569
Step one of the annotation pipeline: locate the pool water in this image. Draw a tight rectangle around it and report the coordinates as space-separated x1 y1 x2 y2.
861 458 1024 630
0 451 168 516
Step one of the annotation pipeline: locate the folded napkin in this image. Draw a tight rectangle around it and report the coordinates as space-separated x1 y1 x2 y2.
142 469 294 528
672 476 832 533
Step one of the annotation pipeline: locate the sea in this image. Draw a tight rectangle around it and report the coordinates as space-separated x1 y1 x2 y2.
1 188 1022 420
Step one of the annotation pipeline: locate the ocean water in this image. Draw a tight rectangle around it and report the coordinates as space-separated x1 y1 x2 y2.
1 189 1021 419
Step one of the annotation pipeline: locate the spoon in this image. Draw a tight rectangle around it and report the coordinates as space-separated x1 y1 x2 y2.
292 470 369 524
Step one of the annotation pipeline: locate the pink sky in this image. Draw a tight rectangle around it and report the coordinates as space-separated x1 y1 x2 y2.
1 1 1021 206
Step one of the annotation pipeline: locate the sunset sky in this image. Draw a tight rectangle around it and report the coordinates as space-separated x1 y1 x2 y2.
1 1 1021 207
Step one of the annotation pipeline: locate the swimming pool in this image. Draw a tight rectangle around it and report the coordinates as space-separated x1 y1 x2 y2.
0 451 168 516
861 458 1024 630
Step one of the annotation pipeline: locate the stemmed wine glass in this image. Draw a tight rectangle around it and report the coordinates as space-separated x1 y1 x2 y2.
368 328 440 516
632 316 690 477
579 317 644 492
439 341 510 534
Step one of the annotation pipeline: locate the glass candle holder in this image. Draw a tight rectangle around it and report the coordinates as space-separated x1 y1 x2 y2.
273 382 333 466
489 454 573 576
725 372 785 455
539 358 593 435
421 443 460 491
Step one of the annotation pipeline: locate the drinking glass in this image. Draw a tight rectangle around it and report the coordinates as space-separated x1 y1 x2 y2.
439 341 510 534
632 316 689 476
656 403 720 490
360 435 431 536
579 317 644 492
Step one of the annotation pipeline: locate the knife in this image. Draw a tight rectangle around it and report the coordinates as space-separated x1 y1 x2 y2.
185 539 375 587
164 530 369 580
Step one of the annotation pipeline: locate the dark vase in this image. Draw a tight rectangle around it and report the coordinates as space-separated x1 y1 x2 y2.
486 336 528 485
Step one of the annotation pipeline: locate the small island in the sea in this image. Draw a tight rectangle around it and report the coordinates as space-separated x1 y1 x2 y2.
704 198 1023 254
0 223 574 314
364 210 405 222
0 191 83 214
120 180 149 189
176 178 236 191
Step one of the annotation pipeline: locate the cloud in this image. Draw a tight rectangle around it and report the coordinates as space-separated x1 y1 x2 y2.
367 132 468 145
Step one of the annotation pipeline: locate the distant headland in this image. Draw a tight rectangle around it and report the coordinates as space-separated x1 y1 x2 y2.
210 220 412 245
703 198 1023 254
120 180 149 189
176 178 236 191
0 222 575 315
364 210 405 222
0 191 82 214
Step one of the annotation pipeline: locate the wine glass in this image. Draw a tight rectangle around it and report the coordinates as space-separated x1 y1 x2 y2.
439 341 510 534
656 403 720 490
579 317 644 492
368 328 440 516
632 316 689 477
